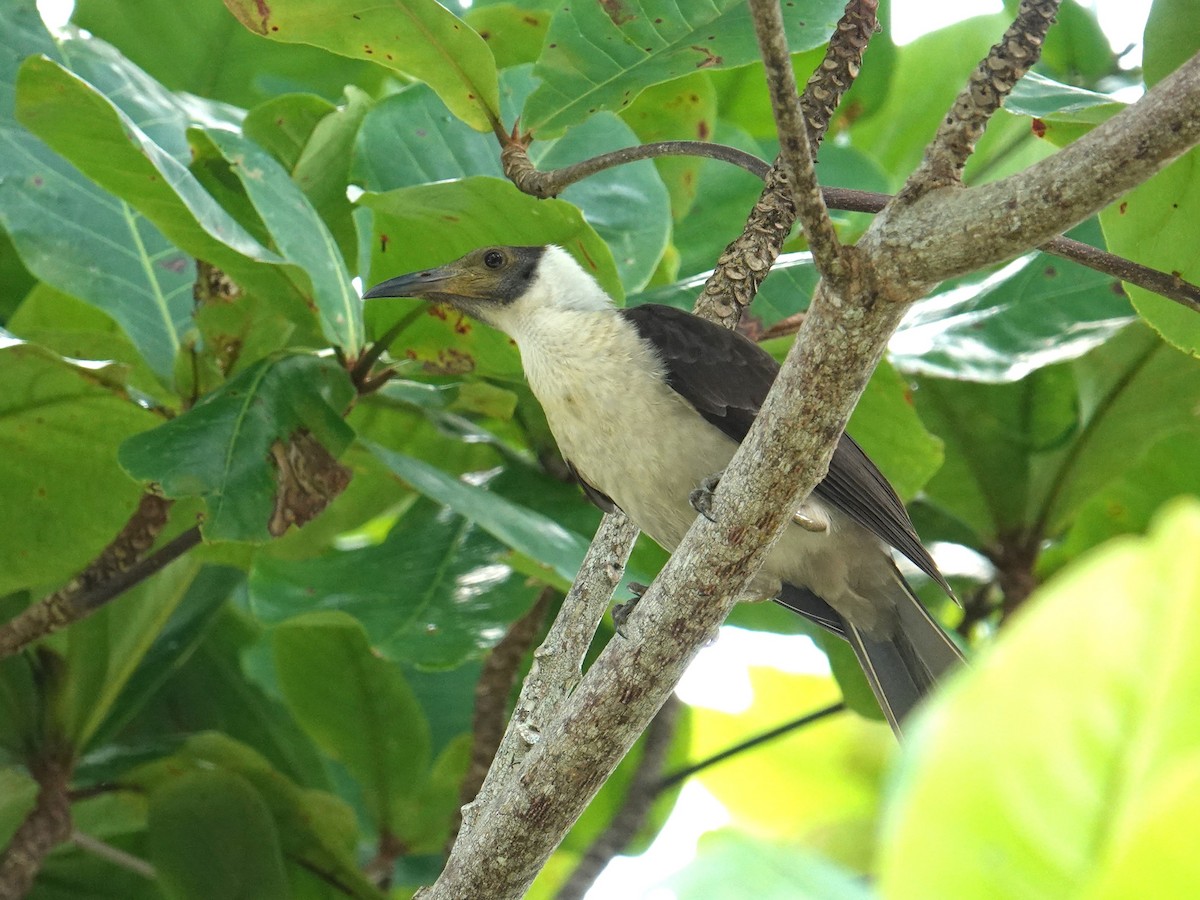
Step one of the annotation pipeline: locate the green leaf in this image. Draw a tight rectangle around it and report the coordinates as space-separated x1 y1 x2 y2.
148 769 290 900
272 610 432 832
1143 0 1200 87
368 443 597 587
1099 147 1200 356
243 93 337 171
0 15 194 381
62 554 202 748
249 494 540 668
465 3 551 69
1004 71 1125 127
353 70 665 293
667 830 873 899
1037 324 1200 531
71 0 388 109
0 341 159 595
193 128 363 351
891 219 1134 383
130 732 382 900
13 54 317 330
880 500 1200 899
522 0 844 135
222 0 501 133
119 354 355 542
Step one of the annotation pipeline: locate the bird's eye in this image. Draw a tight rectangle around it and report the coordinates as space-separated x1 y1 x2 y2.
483 249 505 269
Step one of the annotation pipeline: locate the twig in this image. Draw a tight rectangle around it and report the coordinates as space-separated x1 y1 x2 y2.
656 702 846 792
72 830 155 880
900 0 1062 199
555 695 682 900
0 495 195 659
501 135 770 197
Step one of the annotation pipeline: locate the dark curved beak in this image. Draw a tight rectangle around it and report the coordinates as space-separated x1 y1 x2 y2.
362 267 452 301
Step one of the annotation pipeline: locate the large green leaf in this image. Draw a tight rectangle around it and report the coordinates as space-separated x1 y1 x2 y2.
72 0 387 109
59 554 202 748
369 444 598 588
272 611 432 832
222 0 501 133
148 769 290 900
0 11 194 381
250 494 540 668
118 354 355 542
353 69 668 293
130 732 382 900
0 341 159 595
193 128 363 351
880 500 1200 899
522 0 844 135
891 220 1134 383
13 54 313 317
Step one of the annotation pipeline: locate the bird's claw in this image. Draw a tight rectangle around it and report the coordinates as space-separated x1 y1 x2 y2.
612 582 648 637
688 471 724 522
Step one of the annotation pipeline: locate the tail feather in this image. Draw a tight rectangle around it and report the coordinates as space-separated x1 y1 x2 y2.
847 592 963 735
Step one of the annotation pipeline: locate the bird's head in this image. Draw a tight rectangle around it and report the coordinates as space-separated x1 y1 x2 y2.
362 245 611 334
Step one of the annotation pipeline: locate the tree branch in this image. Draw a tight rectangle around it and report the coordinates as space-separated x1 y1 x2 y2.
555 695 682 900
420 13 1200 900
694 0 877 323
747 0 845 283
0 758 73 900
867 51 1200 298
455 513 640 839
0 495 197 659
901 0 1062 199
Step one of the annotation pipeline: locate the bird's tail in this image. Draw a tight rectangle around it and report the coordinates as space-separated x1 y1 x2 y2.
845 589 963 736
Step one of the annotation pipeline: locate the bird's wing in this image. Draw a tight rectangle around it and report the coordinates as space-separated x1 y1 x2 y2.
619 303 952 597
566 460 618 514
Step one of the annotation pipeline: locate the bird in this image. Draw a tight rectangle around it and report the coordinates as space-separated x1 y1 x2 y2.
364 244 963 733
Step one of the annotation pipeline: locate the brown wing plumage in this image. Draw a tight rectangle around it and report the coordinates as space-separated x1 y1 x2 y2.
619 303 951 597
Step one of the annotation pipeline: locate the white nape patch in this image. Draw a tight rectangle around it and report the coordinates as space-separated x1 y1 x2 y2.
534 246 615 312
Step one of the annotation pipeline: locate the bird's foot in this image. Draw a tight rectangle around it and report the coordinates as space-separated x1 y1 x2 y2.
689 471 724 522
612 582 648 637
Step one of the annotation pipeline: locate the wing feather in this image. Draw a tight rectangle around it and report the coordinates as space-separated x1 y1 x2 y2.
619 304 951 596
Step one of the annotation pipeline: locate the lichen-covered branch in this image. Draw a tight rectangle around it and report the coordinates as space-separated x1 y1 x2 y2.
0 494 191 659
0 758 73 900
694 0 877 323
900 0 1062 199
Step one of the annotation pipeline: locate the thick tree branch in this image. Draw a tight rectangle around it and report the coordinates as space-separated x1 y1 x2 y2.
422 15 1200 900
867 52 1200 298
555 695 682 900
455 513 640 838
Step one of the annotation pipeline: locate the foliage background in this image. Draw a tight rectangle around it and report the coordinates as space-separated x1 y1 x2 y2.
0 0 1198 896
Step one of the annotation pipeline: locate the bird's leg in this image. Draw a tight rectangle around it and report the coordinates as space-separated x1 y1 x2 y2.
793 502 830 533
688 471 724 522
612 582 648 637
